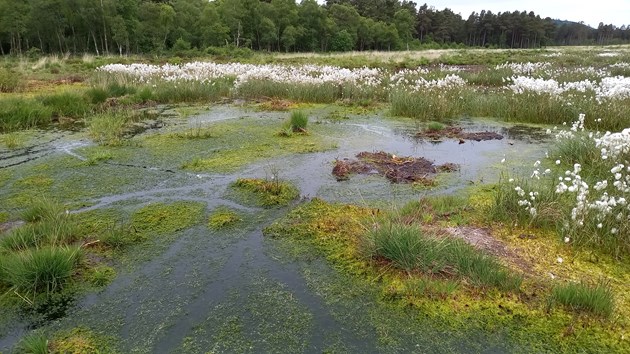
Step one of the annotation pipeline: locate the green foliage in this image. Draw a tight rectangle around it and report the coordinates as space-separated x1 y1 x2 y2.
550 281 614 317
331 30 355 52
232 178 299 207
363 222 521 291
289 111 308 132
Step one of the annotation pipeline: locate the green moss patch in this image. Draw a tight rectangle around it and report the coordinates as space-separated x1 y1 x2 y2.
231 178 299 207
208 207 242 230
131 201 205 235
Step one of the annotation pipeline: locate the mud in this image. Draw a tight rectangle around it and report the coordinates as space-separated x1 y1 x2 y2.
416 126 504 142
444 226 532 274
333 151 458 184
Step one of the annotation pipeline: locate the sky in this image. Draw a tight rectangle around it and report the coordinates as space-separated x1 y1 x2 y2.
426 0 630 28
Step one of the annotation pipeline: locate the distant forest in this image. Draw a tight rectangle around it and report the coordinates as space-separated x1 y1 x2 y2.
1 0 629 55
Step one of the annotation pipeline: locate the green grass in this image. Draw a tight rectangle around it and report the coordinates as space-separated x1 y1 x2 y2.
87 112 130 146
0 246 83 297
0 66 23 92
426 121 445 132
16 333 49 354
289 111 308 132
550 281 614 317
1 132 25 149
363 222 522 291
39 92 91 118
21 197 66 223
232 178 299 207
0 98 53 132
389 89 467 121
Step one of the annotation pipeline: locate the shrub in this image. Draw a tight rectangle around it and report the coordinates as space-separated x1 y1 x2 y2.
550 281 614 317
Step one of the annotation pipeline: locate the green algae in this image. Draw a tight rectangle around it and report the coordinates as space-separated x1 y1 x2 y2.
131 201 205 235
231 178 299 207
154 117 337 173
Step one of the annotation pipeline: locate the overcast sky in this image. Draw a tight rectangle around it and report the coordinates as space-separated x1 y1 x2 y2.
425 0 630 27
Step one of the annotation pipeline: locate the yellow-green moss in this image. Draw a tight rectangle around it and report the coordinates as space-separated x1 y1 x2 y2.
232 178 299 207
131 201 205 235
49 327 117 354
208 207 242 230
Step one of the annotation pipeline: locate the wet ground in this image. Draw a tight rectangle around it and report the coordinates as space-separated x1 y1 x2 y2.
0 104 550 353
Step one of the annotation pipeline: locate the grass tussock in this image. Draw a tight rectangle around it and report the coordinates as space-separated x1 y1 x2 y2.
1 132 25 149
289 111 308 132
233 178 299 207
87 112 131 146
16 333 49 354
363 222 522 291
550 281 614 317
0 246 83 297
0 67 24 92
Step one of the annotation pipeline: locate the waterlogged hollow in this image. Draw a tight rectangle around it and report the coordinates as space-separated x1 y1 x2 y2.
0 104 550 352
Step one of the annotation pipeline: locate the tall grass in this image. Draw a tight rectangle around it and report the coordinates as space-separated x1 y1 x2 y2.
39 92 91 118
289 111 308 132
550 281 614 317
0 67 23 92
151 81 231 103
389 89 468 121
363 222 522 291
0 98 53 132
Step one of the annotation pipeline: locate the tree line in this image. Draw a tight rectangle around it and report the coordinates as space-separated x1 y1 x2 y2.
0 0 629 56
